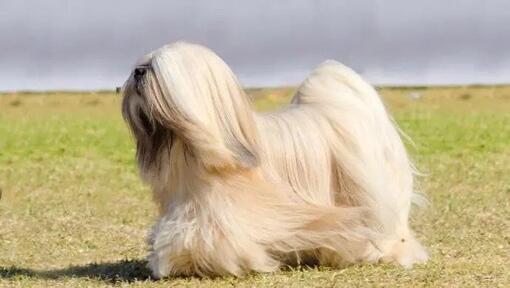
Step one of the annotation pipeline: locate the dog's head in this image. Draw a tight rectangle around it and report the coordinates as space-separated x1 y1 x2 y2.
122 42 259 177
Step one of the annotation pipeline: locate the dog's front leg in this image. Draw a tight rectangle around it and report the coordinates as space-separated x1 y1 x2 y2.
145 196 280 278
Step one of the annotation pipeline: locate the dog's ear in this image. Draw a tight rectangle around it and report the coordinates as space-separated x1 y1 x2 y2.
142 43 259 170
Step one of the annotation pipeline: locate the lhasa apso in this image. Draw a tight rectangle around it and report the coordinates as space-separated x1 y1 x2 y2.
121 42 428 278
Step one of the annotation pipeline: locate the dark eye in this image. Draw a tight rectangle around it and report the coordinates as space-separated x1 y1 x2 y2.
134 67 147 81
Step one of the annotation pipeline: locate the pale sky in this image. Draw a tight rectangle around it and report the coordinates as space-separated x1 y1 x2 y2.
1 0 510 91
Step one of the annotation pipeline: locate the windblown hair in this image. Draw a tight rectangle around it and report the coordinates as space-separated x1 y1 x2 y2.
122 42 428 278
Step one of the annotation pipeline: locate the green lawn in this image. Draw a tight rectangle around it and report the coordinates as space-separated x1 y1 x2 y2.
0 87 509 287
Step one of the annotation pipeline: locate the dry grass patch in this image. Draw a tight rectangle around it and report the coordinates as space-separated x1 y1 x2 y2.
1 86 509 287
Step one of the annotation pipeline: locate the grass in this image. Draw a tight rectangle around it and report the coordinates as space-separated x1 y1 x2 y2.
0 86 509 287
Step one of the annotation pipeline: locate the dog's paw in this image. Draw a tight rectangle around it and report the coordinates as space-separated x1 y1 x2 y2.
380 236 428 268
147 252 169 279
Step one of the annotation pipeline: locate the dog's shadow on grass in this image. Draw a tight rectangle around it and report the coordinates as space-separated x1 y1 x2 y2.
2 260 324 284
0 259 153 283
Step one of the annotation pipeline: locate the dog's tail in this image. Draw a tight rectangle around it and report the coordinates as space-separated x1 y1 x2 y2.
291 61 427 266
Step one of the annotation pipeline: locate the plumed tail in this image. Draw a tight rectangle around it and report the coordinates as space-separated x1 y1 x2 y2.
294 60 387 114
294 60 418 237
292 61 428 267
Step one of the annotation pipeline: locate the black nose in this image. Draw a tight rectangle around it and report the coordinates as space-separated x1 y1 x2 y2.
134 67 146 81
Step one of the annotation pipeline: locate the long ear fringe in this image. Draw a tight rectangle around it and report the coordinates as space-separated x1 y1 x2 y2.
144 42 259 170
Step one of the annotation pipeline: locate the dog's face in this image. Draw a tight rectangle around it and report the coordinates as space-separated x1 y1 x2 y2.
122 61 173 175
121 42 260 179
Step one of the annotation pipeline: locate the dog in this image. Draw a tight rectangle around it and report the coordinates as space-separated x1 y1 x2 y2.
121 42 428 278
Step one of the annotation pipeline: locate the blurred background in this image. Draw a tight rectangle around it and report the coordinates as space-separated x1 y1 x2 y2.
2 2 510 286
1 0 510 91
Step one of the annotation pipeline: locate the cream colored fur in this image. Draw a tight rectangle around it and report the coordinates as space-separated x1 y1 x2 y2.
121 42 428 278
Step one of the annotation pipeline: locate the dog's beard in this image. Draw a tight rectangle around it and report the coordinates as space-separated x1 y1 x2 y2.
122 73 173 175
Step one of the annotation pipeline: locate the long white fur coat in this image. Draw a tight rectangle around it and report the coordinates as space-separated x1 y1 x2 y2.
121 42 428 278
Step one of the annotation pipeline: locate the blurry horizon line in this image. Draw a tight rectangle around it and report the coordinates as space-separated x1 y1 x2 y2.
2 82 510 94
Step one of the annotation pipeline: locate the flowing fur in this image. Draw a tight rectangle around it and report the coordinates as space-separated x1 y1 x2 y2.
121 42 428 278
